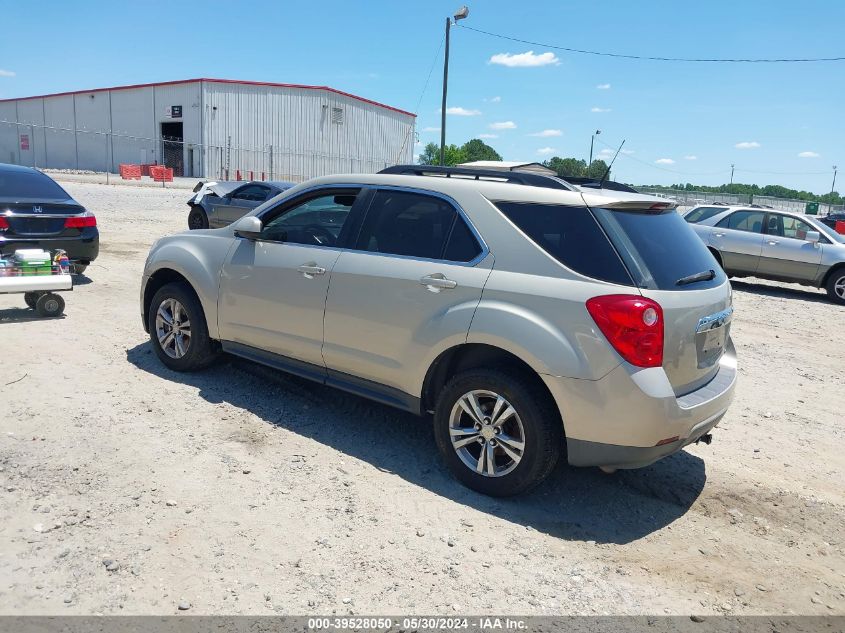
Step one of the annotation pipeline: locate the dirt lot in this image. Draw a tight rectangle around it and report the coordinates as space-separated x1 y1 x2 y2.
0 181 843 615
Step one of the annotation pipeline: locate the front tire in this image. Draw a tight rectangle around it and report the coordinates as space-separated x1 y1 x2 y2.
72 263 88 275
826 268 845 305
188 206 209 230
148 282 218 371
433 368 562 497
35 293 65 317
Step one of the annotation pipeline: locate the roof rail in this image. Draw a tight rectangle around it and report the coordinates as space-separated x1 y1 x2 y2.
561 176 639 193
378 164 573 191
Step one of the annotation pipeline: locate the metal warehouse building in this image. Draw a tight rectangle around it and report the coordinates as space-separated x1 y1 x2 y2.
0 78 416 180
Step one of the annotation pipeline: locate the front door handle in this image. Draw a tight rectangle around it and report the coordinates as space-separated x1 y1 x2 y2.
297 263 326 278
767 240 779 246
714 232 725 238
420 274 457 290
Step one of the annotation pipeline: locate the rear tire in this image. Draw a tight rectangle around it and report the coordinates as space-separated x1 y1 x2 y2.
825 268 845 305
188 206 209 230
35 293 64 318
148 282 218 371
72 263 88 275
24 292 40 309
432 368 562 497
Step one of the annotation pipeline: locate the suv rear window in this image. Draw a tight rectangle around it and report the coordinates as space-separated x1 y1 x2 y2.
596 208 727 290
684 206 726 223
494 201 633 286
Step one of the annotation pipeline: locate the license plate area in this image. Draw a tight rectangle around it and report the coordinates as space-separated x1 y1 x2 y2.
695 307 733 368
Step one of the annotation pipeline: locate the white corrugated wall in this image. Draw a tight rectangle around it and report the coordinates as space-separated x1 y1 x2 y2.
200 81 415 181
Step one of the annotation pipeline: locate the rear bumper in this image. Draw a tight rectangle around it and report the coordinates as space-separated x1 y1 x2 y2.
0 232 99 263
542 339 737 469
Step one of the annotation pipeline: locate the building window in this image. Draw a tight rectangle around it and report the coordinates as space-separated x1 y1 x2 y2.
331 107 344 125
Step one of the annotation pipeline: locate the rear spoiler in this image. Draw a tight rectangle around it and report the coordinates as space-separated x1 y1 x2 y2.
601 200 678 212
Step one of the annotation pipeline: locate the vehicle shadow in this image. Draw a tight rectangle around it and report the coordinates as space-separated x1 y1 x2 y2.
0 307 65 324
730 278 829 304
125 343 707 544
71 273 93 286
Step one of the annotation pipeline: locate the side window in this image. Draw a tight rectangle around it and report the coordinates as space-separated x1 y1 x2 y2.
232 185 269 202
260 190 359 247
774 215 815 240
355 190 479 261
685 206 725 223
494 201 633 286
717 210 765 233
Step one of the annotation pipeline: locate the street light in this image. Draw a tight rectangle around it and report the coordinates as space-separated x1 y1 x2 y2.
440 6 470 166
831 165 838 199
588 130 601 170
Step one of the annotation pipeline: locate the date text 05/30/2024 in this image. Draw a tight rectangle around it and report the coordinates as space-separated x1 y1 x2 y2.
307 617 528 630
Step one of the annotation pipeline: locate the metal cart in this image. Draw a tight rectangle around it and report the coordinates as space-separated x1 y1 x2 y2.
0 272 72 317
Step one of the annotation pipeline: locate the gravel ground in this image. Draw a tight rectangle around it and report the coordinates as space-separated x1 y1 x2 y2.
0 181 843 615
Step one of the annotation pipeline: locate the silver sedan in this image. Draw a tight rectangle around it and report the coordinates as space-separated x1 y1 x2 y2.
187 180 294 229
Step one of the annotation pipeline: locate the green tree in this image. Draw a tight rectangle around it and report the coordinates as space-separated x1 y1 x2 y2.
587 159 609 179
460 138 502 162
544 157 587 178
417 142 467 166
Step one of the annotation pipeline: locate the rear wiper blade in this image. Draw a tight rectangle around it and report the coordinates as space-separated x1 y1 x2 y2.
676 269 716 286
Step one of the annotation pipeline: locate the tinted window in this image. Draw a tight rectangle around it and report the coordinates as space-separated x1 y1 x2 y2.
717 210 764 233
495 201 633 286
599 208 727 290
231 184 270 202
260 191 358 247
443 217 482 262
685 206 726 223
0 170 69 199
356 190 471 261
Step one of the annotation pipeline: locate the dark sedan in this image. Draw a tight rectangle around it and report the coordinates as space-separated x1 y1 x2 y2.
819 212 845 233
0 164 98 274
187 180 294 229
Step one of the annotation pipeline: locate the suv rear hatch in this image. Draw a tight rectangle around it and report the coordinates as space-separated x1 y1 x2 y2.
588 199 732 396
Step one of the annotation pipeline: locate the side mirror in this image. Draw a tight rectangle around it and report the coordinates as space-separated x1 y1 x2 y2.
806 230 821 244
233 215 263 240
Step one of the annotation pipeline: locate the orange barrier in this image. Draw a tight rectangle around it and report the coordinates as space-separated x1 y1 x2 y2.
835 220 845 235
235 170 242 181
118 164 141 180
139 163 158 176
149 166 174 182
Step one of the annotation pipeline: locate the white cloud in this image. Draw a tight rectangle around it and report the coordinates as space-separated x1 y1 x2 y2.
655 158 675 165
445 106 481 116
489 51 560 67
735 141 760 149
621 149 635 155
684 155 698 160
486 96 501 103
537 147 556 155
490 121 517 130
798 151 820 158
597 148 615 158
422 126 440 132
591 107 612 113
478 133 498 139
596 83 611 90
529 129 562 137
0 69 15 77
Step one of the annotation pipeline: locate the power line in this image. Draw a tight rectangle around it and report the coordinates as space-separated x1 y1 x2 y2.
396 33 446 163
457 24 845 63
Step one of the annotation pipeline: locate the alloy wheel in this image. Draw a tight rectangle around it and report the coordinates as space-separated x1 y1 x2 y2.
155 298 192 359
448 390 526 478
835 275 845 300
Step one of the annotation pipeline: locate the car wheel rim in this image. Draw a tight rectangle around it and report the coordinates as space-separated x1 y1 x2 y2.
836 275 845 299
190 212 204 229
44 299 59 313
449 390 525 478
155 298 191 359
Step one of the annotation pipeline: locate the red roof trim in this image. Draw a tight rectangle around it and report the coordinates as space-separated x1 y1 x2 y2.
0 78 417 118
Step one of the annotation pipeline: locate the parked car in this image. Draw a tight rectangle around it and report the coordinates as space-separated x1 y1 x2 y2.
0 163 98 274
188 180 295 229
684 205 845 304
818 212 845 233
142 165 736 496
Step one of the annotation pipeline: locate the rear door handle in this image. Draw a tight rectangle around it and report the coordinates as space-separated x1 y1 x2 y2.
297 263 326 277
420 274 457 290
714 232 725 238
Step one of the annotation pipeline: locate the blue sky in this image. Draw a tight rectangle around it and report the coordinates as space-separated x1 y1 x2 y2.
1 0 843 193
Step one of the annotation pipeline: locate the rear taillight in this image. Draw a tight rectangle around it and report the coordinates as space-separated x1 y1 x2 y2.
64 214 97 229
0 216 8 230
586 294 664 368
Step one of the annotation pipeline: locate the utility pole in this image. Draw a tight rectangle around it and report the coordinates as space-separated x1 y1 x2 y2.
831 165 838 199
588 129 601 170
730 164 735 188
440 6 469 166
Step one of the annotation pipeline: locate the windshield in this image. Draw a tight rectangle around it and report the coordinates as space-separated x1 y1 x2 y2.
808 216 845 244
0 170 70 200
